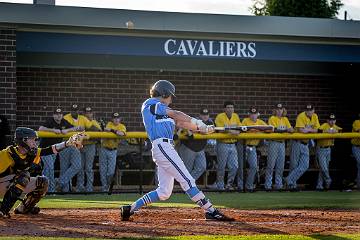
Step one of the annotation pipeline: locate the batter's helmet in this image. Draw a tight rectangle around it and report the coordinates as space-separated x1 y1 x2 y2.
150 80 176 98
14 127 38 155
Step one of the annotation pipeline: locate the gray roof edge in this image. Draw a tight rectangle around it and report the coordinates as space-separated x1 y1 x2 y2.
0 2 359 39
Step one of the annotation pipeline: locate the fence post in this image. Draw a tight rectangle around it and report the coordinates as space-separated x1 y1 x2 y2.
242 143 246 192
139 138 144 195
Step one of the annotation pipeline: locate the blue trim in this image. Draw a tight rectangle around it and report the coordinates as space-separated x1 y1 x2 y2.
157 144 192 189
186 186 200 198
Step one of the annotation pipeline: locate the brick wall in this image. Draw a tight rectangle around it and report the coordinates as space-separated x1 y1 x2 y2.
0 28 16 132
16 67 356 131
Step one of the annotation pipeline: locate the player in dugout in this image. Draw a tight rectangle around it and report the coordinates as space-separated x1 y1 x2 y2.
0 127 87 218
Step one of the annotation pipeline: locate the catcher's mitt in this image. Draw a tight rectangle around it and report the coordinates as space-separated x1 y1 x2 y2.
66 131 89 149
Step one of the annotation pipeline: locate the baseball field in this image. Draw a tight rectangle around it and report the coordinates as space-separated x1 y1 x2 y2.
1 191 359 240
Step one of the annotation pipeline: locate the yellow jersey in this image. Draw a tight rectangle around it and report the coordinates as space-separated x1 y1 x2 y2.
317 123 342 147
268 116 292 130
0 146 47 177
63 114 92 129
215 112 241 144
101 122 127 149
295 112 320 143
268 115 292 141
83 119 102 145
351 119 360 146
242 118 267 146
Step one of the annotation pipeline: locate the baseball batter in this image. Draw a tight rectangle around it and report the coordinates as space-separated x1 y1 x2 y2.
120 80 234 221
0 127 86 218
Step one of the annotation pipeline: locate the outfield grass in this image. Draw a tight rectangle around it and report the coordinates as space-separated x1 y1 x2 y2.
1 234 360 240
38 191 360 210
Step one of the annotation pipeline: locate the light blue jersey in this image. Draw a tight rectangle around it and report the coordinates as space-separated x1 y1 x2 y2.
142 98 175 142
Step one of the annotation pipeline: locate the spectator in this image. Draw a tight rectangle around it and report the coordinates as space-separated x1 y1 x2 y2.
59 104 92 192
211 101 241 190
38 108 76 192
99 112 126 192
77 106 102 192
0 114 10 150
286 104 320 191
265 103 294 192
351 113 360 190
316 114 342 191
178 108 214 182
242 107 267 192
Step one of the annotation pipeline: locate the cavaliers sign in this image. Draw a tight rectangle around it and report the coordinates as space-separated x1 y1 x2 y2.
164 39 256 58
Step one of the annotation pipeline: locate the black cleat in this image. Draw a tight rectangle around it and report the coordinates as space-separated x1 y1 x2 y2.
205 209 234 221
14 205 40 215
0 210 10 219
120 205 133 221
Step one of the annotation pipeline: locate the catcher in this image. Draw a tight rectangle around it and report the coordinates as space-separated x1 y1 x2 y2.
0 127 87 218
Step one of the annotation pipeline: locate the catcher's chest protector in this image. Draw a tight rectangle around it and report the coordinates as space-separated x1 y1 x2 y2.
7 146 40 174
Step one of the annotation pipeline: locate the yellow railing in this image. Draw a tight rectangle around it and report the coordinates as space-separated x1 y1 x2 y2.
37 131 360 140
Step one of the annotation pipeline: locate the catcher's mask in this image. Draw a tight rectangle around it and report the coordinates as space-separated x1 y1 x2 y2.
14 127 39 156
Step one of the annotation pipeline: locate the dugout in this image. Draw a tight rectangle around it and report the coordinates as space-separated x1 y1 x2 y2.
1 2 360 190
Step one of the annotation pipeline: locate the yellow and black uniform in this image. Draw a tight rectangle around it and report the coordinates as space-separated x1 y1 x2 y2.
268 116 292 132
64 113 92 129
242 118 267 146
215 113 241 144
83 119 102 145
295 112 320 143
317 123 342 147
0 145 54 216
102 122 127 150
351 119 360 146
0 146 54 178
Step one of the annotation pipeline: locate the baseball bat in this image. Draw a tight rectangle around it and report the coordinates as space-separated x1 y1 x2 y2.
214 125 274 132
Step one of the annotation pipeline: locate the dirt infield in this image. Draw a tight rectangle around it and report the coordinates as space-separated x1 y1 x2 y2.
1 208 359 238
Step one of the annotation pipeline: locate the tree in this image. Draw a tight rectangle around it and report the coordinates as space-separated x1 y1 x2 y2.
251 0 343 18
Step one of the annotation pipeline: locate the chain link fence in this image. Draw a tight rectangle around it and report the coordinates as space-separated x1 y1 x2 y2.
36 132 360 194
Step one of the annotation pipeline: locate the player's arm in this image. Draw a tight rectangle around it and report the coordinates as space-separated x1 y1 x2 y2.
176 120 198 132
295 116 314 133
40 132 88 155
39 125 62 134
167 109 212 133
353 121 360 132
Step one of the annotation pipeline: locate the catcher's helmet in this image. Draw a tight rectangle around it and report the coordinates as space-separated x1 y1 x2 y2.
14 127 38 155
150 80 176 98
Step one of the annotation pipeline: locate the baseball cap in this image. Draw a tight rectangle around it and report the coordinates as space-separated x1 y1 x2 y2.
249 107 259 114
305 104 314 111
71 104 79 110
54 108 62 114
200 108 209 115
112 112 121 118
84 107 92 112
328 114 336 120
276 103 283 109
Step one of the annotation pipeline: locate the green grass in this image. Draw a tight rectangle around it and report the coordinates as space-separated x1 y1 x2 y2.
0 234 360 240
37 191 360 210
2 192 359 240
